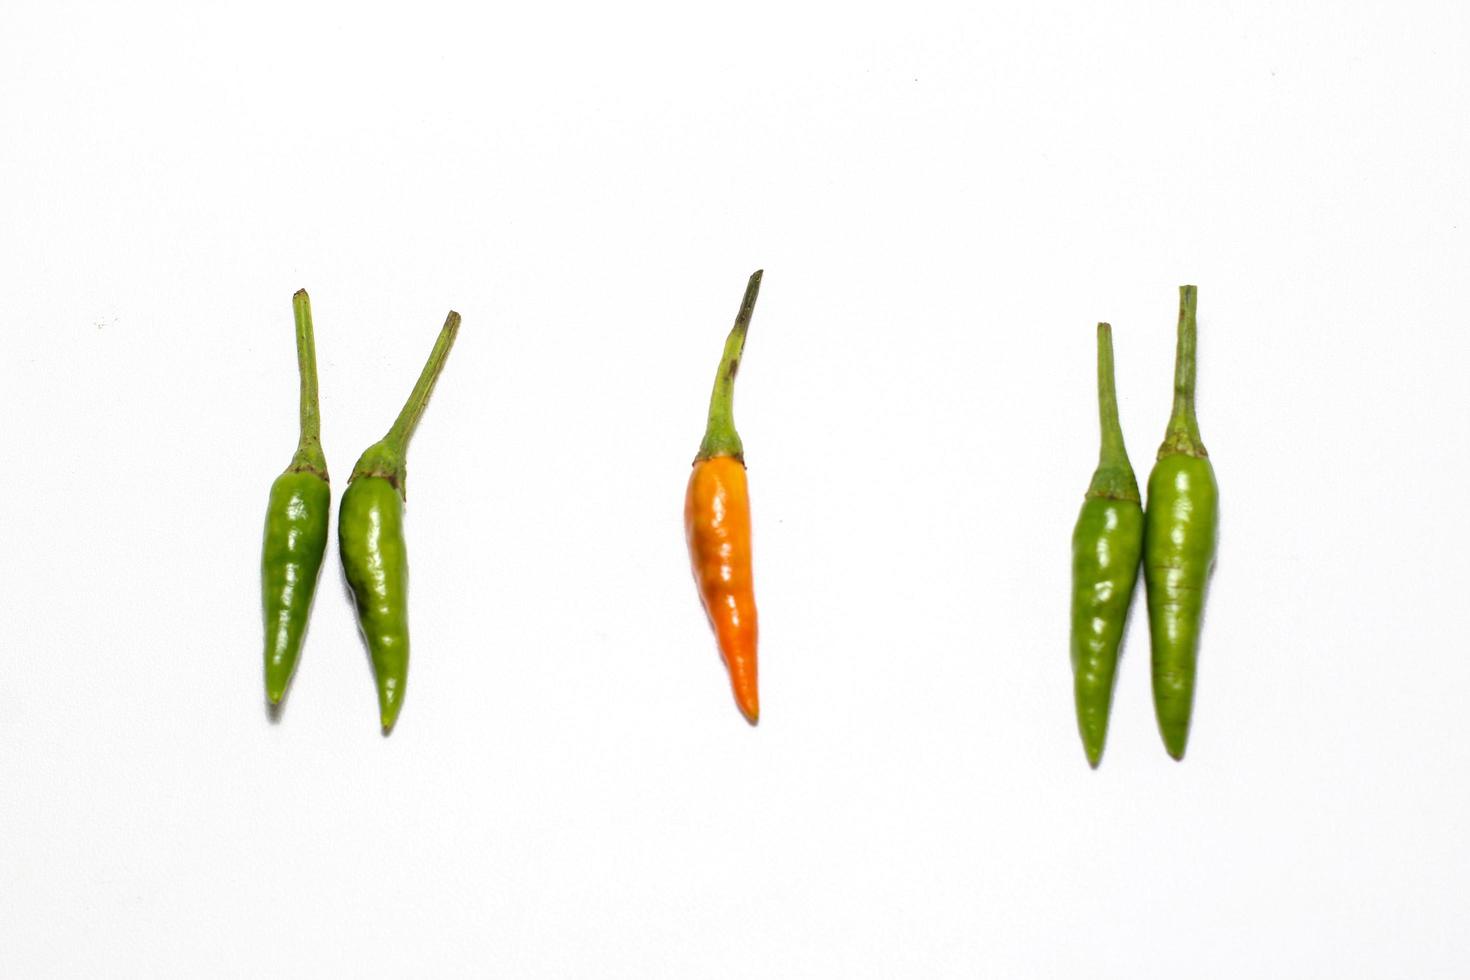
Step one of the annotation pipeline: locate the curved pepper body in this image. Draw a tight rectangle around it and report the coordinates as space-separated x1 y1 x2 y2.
336 310 458 733
685 455 759 724
1068 322 1140 767
262 470 331 702
1070 496 1143 766
1143 452 1218 759
339 476 411 732
260 289 327 710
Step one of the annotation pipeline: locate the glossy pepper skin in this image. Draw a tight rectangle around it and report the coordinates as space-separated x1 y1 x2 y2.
339 311 460 733
339 476 409 724
685 270 763 725
1070 323 1143 768
262 289 330 708
1144 286 1219 760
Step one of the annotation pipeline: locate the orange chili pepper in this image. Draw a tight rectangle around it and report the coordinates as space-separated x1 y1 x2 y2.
685 270 763 725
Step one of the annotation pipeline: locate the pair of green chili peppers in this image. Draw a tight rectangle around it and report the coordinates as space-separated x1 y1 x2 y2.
1070 286 1219 766
261 290 461 733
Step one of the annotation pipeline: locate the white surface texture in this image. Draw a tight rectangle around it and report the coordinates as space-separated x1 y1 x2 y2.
2 1 1468 976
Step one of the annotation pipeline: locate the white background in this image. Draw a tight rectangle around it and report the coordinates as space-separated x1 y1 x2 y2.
2 1 1467 976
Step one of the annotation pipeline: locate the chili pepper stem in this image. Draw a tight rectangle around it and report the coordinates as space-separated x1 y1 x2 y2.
350 311 462 495
288 289 328 478
1159 285 1207 459
695 270 762 463
1085 323 1139 503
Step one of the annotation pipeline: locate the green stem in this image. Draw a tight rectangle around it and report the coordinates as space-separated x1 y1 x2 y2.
1159 285 1207 458
289 289 328 478
387 311 461 450
1097 323 1125 461
351 311 462 493
1086 323 1139 502
696 270 762 462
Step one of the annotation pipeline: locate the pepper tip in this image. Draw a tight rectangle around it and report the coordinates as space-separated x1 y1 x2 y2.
378 693 403 735
1162 731 1188 761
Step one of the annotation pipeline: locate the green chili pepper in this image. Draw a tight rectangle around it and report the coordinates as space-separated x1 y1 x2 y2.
1070 322 1144 768
1144 285 1219 760
262 289 331 708
339 311 461 733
